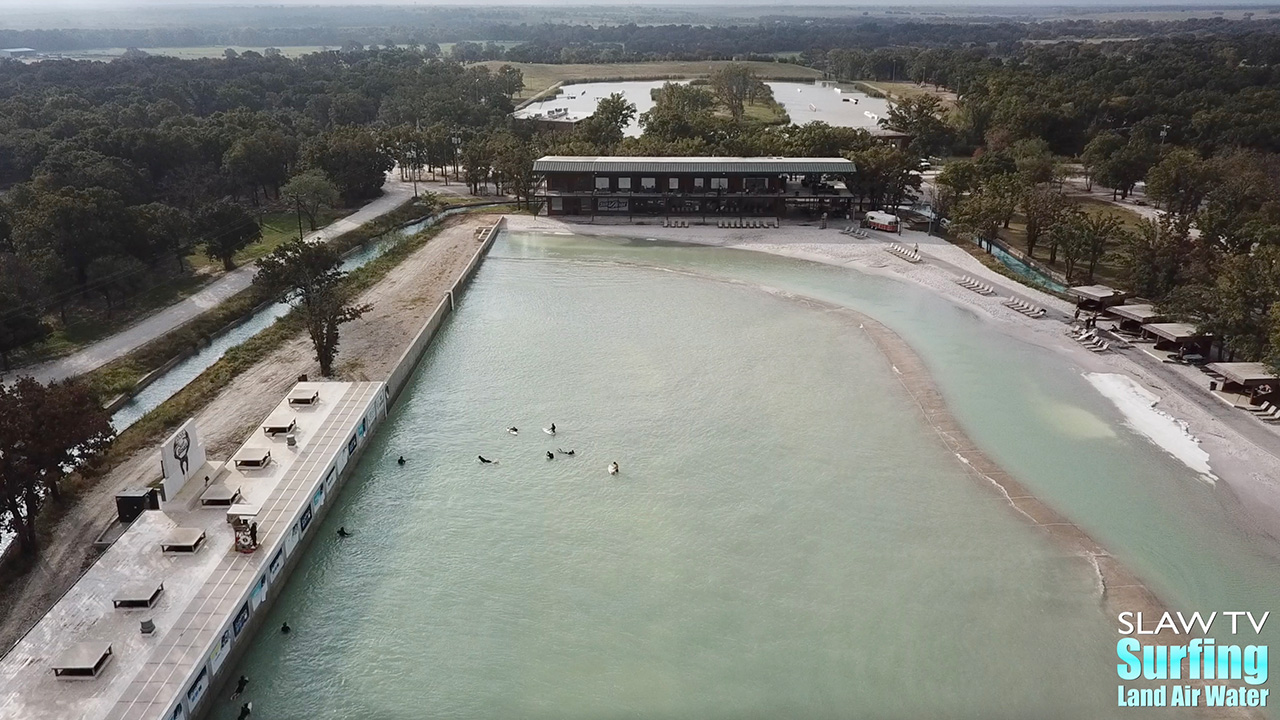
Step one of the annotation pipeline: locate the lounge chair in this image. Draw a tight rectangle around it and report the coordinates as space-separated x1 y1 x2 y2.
1249 401 1280 415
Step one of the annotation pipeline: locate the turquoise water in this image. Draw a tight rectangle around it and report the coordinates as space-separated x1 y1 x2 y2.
214 232 1280 719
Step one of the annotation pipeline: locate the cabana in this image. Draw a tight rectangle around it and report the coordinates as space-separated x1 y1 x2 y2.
233 446 272 469
1141 322 1211 361
199 482 242 507
112 581 164 609
1205 362 1280 404
51 642 113 679
1068 285 1126 313
262 412 297 437
287 387 320 406
1105 303 1166 332
159 527 206 554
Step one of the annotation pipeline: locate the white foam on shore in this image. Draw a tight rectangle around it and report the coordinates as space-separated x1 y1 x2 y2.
1085 372 1217 482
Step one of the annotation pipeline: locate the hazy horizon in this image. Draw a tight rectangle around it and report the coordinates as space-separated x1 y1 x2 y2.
3 0 1276 8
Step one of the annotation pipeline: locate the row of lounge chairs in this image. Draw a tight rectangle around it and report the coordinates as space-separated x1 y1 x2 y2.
662 218 689 228
842 226 870 238
717 218 778 229
885 243 922 263
1069 326 1111 352
1248 402 1280 423
955 275 995 295
1004 297 1046 318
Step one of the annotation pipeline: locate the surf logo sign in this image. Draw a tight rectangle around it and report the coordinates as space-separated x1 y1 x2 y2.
160 419 206 501
1116 611 1269 709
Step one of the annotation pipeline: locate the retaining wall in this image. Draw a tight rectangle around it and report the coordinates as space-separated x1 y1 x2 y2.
386 216 505 403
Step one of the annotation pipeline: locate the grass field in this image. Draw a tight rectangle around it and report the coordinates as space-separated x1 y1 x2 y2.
996 196 1145 287
858 81 958 110
186 208 342 273
479 60 823 99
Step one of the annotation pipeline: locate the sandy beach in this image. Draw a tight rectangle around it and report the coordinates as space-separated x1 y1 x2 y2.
505 215 1280 551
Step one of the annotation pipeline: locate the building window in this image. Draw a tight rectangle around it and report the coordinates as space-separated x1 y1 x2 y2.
551 197 563 211
669 177 680 190
745 177 767 192
641 177 656 191
711 177 728 190
618 177 631 190
694 178 704 188
595 176 610 190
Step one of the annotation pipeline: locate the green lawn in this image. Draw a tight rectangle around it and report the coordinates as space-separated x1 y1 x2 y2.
186 208 342 273
856 81 959 113
995 198 1146 288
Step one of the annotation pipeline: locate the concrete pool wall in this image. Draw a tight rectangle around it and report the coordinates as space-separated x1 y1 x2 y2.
197 216 506 717
0 218 507 720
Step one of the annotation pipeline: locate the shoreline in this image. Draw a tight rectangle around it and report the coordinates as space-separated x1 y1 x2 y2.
507 214 1279 718
506 216 1280 550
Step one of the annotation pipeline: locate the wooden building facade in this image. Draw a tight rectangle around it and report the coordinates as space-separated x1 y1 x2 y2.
533 156 859 219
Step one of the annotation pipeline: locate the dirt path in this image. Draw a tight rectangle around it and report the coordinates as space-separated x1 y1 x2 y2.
0 214 497 653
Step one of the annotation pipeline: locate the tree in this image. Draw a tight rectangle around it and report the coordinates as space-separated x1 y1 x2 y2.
0 376 114 557
1119 215 1199 301
846 144 922 211
708 63 754 120
254 240 370 376
1050 209 1090 284
577 93 636 150
304 127 393 204
489 133 538 209
1080 212 1126 282
196 200 261 271
1011 137 1057 186
950 191 1007 243
1020 185 1069 259
1198 247 1280 361
1081 132 1124 193
1145 148 1216 217
282 171 341 231
882 94 953 157
132 202 193 273
0 255 48 371
1097 139 1158 200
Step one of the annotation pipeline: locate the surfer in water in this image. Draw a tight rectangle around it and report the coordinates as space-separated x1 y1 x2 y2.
478 455 497 464
608 462 619 475
557 448 575 456
507 427 519 435
232 675 249 700
397 456 406 466
337 527 351 538
543 423 556 435
237 703 253 720
546 451 555 460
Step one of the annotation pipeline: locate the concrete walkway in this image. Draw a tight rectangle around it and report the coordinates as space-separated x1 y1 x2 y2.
5 175 417 384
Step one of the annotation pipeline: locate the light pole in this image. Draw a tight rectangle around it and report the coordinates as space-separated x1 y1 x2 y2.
1160 124 1170 145
452 136 462 184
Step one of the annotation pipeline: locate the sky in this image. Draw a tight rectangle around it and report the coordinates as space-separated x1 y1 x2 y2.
0 0 1271 7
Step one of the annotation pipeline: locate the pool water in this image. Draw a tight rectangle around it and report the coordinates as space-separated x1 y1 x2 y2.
213 232 1279 719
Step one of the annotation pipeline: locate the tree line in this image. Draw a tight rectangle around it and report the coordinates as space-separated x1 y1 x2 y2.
6 14 1277 62
894 34 1280 369
0 48 522 369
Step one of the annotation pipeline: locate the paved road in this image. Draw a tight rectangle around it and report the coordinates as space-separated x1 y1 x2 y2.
5 175 417 384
